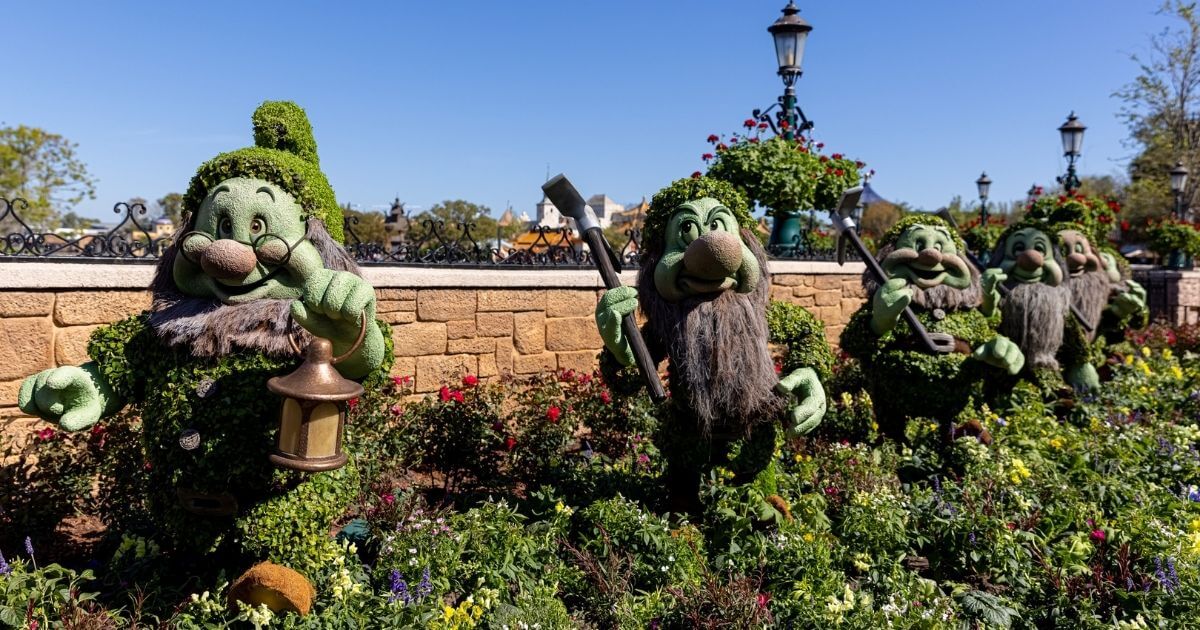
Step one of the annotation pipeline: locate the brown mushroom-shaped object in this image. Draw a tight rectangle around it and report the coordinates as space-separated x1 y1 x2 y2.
228 562 316 616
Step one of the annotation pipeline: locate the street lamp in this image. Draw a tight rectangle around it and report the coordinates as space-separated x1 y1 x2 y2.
1171 160 1190 219
975 172 992 225
751 2 814 140
1056 112 1086 193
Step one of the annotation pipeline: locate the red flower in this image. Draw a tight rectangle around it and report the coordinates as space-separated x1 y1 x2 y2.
451 390 464 404
816 142 825 149
382 493 395 505
834 169 845 176
757 122 768 130
728 137 737 144
504 436 517 451
578 372 592 384
439 386 451 402
749 137 760 144
1091 529 1106 543
824 486 839 496
706 134 719 143
391 375 412 387
462 374 478 388
390 404 403 415
831 153 843 160
756 592 770 610
774 361 783 375
743 118 757 128
691 171 702 179
347 397 359 410
35 427 56 442
701 153 714 161
600 390 612 404
779 120 790 130
855 160 865 168
547 406 562 423
819 155 829 163
560 369 576 382
716 143 728 151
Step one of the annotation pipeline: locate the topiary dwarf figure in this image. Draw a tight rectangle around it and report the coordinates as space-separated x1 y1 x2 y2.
1097 248 1149 344
18 101 392 613
984 221 1098 396
595 176 830 515
840 215 1024 443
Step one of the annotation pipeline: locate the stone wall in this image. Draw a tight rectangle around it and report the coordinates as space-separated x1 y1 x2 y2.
1134 267 1200 327
0 260 867 416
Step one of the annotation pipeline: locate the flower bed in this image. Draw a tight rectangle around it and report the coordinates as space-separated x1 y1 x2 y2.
5 332 1200 627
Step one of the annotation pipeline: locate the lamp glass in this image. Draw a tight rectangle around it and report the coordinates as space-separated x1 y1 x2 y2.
976 177 991 199
773 29 808 70
278 398 302 454
307 403 341 458
1171 164 1189 193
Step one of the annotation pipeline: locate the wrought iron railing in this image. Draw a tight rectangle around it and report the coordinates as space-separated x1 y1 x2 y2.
0 197 847 266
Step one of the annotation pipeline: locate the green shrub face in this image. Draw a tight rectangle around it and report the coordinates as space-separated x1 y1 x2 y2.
652 197 761 303
173 177 320 303
882 223 972 290
995 227 1064 285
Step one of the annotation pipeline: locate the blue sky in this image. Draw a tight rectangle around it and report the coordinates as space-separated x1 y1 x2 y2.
4 1 1172 221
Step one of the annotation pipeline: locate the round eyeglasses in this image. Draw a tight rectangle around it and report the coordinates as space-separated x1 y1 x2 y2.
176 220 311 268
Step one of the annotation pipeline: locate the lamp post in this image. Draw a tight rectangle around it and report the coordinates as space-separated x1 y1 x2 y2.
1170 160 1190 219
975 172 992 226
1056 112 1086 194
752 2 814 140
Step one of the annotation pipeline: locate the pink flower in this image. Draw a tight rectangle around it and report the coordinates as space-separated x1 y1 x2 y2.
390 404 403 415
382 493 395 505
347 397 359 410
757 592 770 610
462 374 478 388
1091 529 1106 543
637 453 650 465
439 386 451 402
600 390 612 404
35 427 56 442
547 406 562 423
391 375 412 387
451 390 465 404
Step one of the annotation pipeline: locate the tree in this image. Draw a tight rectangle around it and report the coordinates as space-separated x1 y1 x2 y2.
407 200 498 246
341 204 389 246
1114 1 1200 227
0 125 96 230
157 192 184 225
858 199 902 239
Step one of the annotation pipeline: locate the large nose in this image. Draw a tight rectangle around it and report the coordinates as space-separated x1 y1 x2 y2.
200 239 257 280
1016 249 1044 272
682 231 743 280
916 248 942 267
1066 252 1087 271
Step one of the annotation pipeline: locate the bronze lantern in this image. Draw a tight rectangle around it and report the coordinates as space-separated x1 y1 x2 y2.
267 336 362 472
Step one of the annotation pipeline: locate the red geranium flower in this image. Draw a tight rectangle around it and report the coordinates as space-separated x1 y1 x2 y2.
347 397 359 410
600 390 612 404
749 137 760 144
701 153 714 161
35 427 56 442
504 436 517 451
816 142 825 149
691 171 702 179
547 406 562 423
757 122 768 130
743 118 757 128
1091 529 1106 543
439 386 451 402
706 134 719 143
452 390 464 403
462 374 478 388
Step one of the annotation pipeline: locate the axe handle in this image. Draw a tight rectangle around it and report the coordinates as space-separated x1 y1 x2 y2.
582 228 667 403
964 252 1095 333
845 225 946 354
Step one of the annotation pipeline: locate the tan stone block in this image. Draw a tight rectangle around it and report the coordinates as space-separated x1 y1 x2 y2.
391 357 416 379
377 300 417 313
813 276 843 290
826 325 845 346
448 337 496 354
378 289 417 300
0 379 22 408
513 312 545 354
391 322 447 357
381 311 417 324
495 338 514 375
546 290 597 317
795 296 816 308
814 291 840 307
54 291 150 326
417 290 477 322
816 306 842 325
841 279 866 298
477 354 498 378
772 274 805 287
415 354 477 392
545 317 603 352
841 298 865 315
792 285 819 297
479 290 546 312
0 292 54 317
513 353 557 374
55 325 99 366
557 350 599 374
447 320 476 339
0 318 54 380
476 312 513 337
770 286 793 302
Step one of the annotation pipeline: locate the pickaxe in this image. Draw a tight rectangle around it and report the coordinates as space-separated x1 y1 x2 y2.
833 186 957 354
541 174 667 402
934 208 1094 334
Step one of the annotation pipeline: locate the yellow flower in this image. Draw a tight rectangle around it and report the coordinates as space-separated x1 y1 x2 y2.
1173 366 1184 380
793 453 803 463
1142 346 1152 358
1139 361 1153 376
1048 437 1064 449
803 532 815 543
554 500 572 515
1125 354 1135 366
1009 458 1031 484
1164 348 1174 360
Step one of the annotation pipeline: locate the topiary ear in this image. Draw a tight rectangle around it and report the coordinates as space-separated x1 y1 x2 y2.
252 101 320 167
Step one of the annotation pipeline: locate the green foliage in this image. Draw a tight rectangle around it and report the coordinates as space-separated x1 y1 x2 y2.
642 176 753 255
959 215 1008 256
1024 192 1122 246
251 100 320 166
705 133 864 218
0 124 97 230
766 299 835 383
404 377 507 494
0 559 120 628
1145 216 1200 256
880 213 967 254
405 199 499 249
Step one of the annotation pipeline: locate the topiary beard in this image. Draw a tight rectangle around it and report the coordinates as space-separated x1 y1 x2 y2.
998 281 1071 370
1068 269 1109 340
638 230 785 437
146 218 360 357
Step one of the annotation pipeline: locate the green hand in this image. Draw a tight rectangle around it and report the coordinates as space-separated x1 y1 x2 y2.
870 277 912 336
18 363 119 431
285 244 384 379
1110 281 1147 319
981 268 1006 318
595 285 639 367
971 335 1025 375
1065 362 1101 392
776 367 827 436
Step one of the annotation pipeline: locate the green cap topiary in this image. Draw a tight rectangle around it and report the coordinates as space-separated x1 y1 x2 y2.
183 101 344 242
643 176 754 256
880 213 966 253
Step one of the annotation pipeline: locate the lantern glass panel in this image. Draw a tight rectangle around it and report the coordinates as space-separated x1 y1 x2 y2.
279 398 302 455
1060 127 1084 156
773 30 808 69
1171 166 1189 192
307 402 342 458
977 180 991 199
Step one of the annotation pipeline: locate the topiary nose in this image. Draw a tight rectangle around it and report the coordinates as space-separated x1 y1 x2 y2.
1067 252 1088 271
1016 249 1044 272
683 231 743 280
916 248 942 266
200 239 258 280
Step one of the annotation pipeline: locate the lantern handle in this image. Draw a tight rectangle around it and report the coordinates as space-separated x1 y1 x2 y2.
286 310 369 365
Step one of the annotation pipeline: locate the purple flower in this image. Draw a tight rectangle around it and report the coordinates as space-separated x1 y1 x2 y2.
968 532 977 546
0 551 9 576
389 569 411 604
24 536 33 558
417 566 432 598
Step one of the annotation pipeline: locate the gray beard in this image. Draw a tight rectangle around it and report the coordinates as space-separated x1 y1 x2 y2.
640 232 784 437
1068 269 1110 340
862 245 983 311
146 218 359 358
998 281 1071 370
